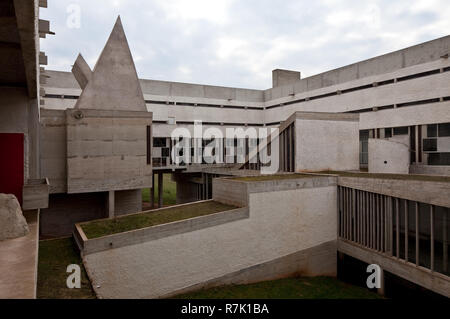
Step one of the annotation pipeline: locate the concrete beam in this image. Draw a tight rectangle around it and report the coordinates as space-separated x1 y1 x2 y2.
13 0 39 98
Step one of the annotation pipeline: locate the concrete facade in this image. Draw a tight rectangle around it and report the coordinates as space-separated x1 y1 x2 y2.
368 138 410 174
41 36 450 177
294 113 360 172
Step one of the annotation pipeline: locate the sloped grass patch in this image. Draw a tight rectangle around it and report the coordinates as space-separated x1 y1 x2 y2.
173 276 382 299
81 201 237 239
37 237 96 299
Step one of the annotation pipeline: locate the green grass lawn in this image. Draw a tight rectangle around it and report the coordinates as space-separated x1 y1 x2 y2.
37 237 96 299
174 276 382 299
80 201 237 239
37 238 380 299
142 173 177 205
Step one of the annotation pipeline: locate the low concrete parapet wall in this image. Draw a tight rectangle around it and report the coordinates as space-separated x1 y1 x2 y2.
336 175 450 208
75 201 249 255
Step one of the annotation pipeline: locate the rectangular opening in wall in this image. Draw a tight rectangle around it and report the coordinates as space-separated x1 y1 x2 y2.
428 153 450 165
434 206 449 276
385 128 392 138
423 138 437 152
147 126 151 165
393 126 409 136
427 124 437 137
438 123 450 137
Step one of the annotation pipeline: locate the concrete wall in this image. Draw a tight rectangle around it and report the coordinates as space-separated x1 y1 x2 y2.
82 176 337 298
368 138 410 174
0 87 37 181
66 109 152 193
295 116 360 172
114 189 142 216
264 35 450 98
40 109 66 193
410 164 450 176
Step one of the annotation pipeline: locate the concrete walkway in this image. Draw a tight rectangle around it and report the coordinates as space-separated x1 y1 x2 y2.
0 210 38 299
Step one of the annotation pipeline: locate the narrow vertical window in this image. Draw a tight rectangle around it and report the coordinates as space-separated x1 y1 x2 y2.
146 125 151 165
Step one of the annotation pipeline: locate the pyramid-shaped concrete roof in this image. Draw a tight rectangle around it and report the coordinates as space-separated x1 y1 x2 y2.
73 16 146 111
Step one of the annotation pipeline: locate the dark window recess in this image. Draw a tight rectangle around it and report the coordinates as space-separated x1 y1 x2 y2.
428 153 450 165
427 124 437 137
161 147 170 157
153 158 162 166
146 126 151 165
393 126 409 135
410 126 415 150
359 130 369 139
423 138 437 152
396 69 441 82
396 98 440 108
438 122 450 137
153 137 166 147
385 128 392 138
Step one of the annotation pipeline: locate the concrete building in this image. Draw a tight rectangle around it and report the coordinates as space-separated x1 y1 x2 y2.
0 0 448 299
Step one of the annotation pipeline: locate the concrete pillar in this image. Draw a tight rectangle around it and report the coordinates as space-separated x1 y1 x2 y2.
415 202 419 266
430 205 435 271
158 172 163 208
444 209 448 273
150 173 155 208
107 190 115 218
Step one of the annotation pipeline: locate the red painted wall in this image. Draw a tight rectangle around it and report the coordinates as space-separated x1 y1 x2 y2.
0 133 24 204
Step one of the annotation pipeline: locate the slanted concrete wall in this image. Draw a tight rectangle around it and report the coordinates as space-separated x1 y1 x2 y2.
83 176 337 299
368 138 410 174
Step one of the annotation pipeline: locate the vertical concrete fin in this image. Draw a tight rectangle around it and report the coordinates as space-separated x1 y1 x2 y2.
71 54 92 90
74 16 147 111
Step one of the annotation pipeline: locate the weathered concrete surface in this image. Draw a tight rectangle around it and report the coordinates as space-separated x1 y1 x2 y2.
83 177 337 299
337 176 450 208
368 138 410 174
73 17 146 112
0 210 38 298
162 239 336 298
0 194 29 241
272 69 301 88
76 204 249 255
295 114 360 172
22 178 49 210
66 109 152 193
410 164 450 176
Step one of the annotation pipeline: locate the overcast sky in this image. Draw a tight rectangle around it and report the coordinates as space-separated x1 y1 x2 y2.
40 0 450 89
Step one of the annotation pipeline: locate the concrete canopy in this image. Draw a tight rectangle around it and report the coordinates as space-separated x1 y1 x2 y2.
73 16 146 111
